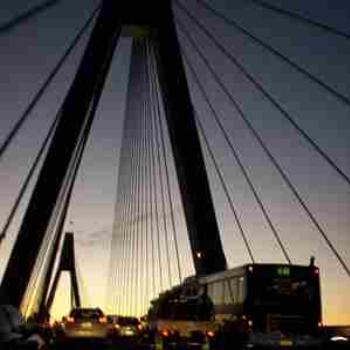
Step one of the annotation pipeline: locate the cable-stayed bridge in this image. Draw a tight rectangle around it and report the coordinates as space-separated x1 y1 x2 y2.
0 0 349 348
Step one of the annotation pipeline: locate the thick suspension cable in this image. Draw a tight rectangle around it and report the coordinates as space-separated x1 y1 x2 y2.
133 90 143 315
116 41 144 315
0 110 60 245
122 87 141 315
122 42 140 315
149 46 173 288
107 116 130 311
175 2 350 188
145 43 156 300
0 0 60 36
151 45 182 284
116 133 133 313
182 49 291 264
128 122 137 314
0 5 100 161
124 124 137 315
155 91 182 284
147 47 164 292
117 126 135 312
177 19 350 277
140 89 148 314
247 0 350 41
195 0 350 108
146 107 156 299
126 123 137 315
136 102 143 315
195 112 255 263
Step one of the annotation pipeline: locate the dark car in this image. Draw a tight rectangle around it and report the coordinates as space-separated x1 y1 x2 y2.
111 316 143 338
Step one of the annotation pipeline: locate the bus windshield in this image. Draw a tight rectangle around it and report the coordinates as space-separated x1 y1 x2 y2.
251 266 319 310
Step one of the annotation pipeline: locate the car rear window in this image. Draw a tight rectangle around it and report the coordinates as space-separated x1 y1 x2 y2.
118 317 139 326
70 308 103 320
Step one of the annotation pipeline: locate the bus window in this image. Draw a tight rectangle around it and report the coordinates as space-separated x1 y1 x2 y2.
238 277 246 303
224 280 234 304
230 278 238 304
213 282 224 304
207 283 214 302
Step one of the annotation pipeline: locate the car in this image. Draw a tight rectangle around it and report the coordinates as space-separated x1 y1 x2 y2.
56 307 110 342
111 316 143 338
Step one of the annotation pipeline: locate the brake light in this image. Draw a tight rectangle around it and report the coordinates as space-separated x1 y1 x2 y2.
99 316 107 323
66 317 74 323
161 329 170 337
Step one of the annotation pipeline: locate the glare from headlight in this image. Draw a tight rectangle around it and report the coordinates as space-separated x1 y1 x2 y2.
330 336 349 342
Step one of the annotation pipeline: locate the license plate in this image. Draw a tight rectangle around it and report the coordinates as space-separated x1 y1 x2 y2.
280 339 293 346
81 322 92 328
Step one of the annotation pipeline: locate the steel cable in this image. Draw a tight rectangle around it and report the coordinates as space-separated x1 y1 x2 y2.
147 45 164 292
177 19 350 277
150 43 183 284
145 41 157 301
195 111 255 263
175 1 350 188
247 0 350 40
195 0 350 108
0 0 60 35
0 5 100 161
182 48 291 264
0 110 60 245
149 46 173 289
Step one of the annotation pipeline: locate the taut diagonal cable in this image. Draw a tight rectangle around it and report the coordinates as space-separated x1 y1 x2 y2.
247 0 350 40
0 5 100 161
175 1 350 188
0 0 61 35
147 44 164 292
181 48 291 264
195 0 350 108
176 19 350 278
150 43 182 284
195 111 255 263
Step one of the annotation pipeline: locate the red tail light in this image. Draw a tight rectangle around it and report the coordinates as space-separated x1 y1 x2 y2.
99 316 107 323
161 329 170 337
66 317 74 323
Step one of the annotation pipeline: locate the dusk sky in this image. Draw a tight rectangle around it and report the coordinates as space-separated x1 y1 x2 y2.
0 0 349 324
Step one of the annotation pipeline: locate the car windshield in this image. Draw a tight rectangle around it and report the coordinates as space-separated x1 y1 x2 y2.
118 317 139 326
70 308 103 320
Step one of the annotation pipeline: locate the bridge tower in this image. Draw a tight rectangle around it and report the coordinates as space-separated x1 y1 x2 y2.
43 232 81 315
0 0 227 308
